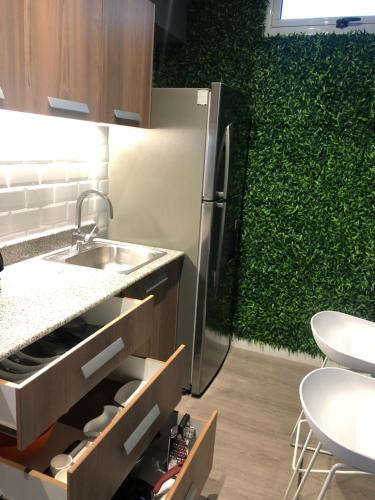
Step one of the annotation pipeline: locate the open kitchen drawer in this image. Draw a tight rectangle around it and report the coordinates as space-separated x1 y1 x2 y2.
0 347 186 499
132 410 218 500
0 294 154 449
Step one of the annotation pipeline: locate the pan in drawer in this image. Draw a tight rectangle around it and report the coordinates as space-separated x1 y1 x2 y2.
0 346 185 500
0 294 153 450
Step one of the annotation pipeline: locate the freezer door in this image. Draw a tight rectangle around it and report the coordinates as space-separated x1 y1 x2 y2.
203 83 249 201
192 195 242 395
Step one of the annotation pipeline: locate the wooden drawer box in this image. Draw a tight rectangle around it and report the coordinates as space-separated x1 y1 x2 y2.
134 410 218 500
0 347 185 500
0 295 153 449
166 412 217 500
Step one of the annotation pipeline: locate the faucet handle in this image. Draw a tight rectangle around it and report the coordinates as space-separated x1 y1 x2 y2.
84 224 98 242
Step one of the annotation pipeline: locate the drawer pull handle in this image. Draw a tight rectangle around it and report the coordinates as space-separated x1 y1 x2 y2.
145 273 168 294
123 404 160 455
185 484 198 500
114 109 141 124
81 338 125 379
0 87 4 100
48 96 90 114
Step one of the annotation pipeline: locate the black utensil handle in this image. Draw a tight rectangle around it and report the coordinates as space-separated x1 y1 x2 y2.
0 251 3 272
178 413 190 436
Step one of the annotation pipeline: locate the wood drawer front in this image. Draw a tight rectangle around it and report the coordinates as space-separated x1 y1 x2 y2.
168 412 218 500
1 295 153 450
125 258 183 361
68 345 185 499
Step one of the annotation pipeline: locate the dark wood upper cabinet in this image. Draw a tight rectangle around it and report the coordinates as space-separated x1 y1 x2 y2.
0 0 155 126
23 0 103 121
102 0 155 128
0 0 26 111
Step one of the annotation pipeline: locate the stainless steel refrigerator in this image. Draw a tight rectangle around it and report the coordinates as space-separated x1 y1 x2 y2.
108 83 248 395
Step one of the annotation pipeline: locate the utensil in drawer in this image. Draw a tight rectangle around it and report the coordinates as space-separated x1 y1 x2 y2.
153 464 181 496
167 413 196 470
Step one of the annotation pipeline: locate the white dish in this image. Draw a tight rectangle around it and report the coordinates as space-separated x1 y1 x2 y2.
83 405 120 439
55 468 68 483
50 453 73 477
114 380 147 407
51 440 92 481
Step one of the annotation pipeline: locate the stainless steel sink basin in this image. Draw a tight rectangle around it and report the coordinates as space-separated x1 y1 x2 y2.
44 239 166 274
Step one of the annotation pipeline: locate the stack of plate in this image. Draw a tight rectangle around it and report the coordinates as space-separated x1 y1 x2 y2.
0 316 98 382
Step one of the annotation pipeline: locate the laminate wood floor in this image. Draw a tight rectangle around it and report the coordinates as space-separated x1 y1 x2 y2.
178 347 375 500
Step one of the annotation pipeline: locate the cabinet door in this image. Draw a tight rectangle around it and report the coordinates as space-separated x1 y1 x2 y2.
23 0 103 120
0 0 26 111
103 0 155 128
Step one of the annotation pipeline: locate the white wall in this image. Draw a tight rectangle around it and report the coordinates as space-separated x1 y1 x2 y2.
0 110 109 244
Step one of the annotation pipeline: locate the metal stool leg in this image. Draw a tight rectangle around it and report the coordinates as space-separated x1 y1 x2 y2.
317 463 349 500
283 430 313 500
291 443 322 500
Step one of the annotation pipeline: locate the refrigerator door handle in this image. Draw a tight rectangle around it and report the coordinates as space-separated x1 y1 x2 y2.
215 123 232 200
213 202 227 295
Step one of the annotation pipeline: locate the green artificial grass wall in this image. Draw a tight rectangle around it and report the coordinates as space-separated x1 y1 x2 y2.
155 1 375 355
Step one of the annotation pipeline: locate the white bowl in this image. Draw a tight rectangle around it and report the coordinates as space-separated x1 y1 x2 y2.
114 380 146 407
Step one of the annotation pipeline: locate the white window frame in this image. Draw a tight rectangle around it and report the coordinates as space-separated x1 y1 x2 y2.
266 0 375 35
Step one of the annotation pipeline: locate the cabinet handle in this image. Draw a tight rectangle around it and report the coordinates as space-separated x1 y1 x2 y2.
145 272 168 294
81 338 125 379
48 96 90 114
0 87 4 100
114 109 141 124
185 483 198 500
123 404 160 455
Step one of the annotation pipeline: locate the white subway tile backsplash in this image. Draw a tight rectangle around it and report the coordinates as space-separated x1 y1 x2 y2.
27 186 54 207
100 145 109 162
0 112 109 243
8 164 39 186
98 180 109 195
97 212 110 229
11 208 40 233
66 164 88 181
67 201 76 225
0 167 7 187
0 212 11 235
88 162 108 180
0 189 26 212
54 183 78 203
78 180 99 194
39 164 66 184
41 203 67 226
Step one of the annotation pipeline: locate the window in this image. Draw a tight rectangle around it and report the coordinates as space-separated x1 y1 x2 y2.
266 0 375 35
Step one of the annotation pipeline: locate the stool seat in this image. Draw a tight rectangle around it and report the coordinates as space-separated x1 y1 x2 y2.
311 311 375 372
301 367 375 474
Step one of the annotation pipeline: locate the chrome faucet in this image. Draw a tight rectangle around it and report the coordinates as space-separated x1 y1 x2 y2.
72 189 114 249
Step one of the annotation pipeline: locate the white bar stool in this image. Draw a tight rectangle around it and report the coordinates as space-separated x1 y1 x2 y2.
284 367 375 499
290 311 375 464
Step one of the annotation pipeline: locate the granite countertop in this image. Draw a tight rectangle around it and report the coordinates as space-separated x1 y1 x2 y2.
0 246 183 360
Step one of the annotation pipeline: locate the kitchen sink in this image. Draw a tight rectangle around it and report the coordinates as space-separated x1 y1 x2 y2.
44 239 166 274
